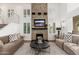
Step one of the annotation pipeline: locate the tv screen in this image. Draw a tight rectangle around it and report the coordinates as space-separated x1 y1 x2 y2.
34 19 45 27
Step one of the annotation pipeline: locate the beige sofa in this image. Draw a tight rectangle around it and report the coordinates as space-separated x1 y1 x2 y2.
0 36 24 55
63 35 79 55
56 35 79 55
63 42 79 55
55 39 64 49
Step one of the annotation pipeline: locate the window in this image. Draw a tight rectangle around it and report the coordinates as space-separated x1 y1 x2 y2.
24 23 26 34
23 9 27 17
23 9 30 17
23 23 30 34
27 9 30 15
8 9 14 17
27 23 30 33
53 23 56 33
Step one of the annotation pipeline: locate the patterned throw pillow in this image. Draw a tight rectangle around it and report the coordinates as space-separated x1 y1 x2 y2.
64 33 72 43
9 34 19 42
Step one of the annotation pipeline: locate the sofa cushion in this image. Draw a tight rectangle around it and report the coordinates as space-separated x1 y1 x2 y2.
56 39 64 49
64 44 79 55
1 39 24 55
0 36 9 44
71 45 79 55
64 43 77 47
63 42 77 55
64 43 77 50
72 35 79 44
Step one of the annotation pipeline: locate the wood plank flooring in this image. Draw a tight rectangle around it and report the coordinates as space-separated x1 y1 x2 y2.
14 42 68 55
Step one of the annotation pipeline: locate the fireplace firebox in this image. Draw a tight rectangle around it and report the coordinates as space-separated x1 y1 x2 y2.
36 34 43 39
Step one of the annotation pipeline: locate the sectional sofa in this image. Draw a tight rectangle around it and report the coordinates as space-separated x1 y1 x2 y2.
0 24 24 55
56 35 79 55
0 36 24 55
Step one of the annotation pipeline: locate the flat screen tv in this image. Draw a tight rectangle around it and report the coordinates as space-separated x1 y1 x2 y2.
34 19 45 27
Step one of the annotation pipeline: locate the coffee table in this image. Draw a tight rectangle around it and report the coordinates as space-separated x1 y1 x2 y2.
30 40 50 55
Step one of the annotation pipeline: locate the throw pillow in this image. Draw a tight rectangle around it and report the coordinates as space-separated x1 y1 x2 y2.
64 33 72 43
9 34 18 42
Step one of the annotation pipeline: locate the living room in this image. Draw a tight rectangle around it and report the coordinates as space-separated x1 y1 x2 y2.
0 3 79 55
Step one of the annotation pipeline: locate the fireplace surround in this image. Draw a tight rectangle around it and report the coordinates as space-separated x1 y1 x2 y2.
32 3 48 40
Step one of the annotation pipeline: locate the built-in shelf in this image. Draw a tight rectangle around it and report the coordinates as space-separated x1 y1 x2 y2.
32 12 35 15
38 12 41 15
44 12 47 15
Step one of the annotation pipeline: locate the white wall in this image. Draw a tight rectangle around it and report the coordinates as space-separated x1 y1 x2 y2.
67 3 79 13
48 3 77 39
0 23 20 37
61 3 79 33
54 3 79 34
48 3 67 40
48 3 58 40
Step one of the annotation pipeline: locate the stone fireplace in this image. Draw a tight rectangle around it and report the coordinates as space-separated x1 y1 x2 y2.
32 3 48 40
32 29 48 40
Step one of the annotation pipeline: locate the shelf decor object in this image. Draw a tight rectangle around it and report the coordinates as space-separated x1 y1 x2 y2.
8 9 14 17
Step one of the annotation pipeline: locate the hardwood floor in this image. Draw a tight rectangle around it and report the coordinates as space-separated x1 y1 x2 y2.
14 42 68 55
